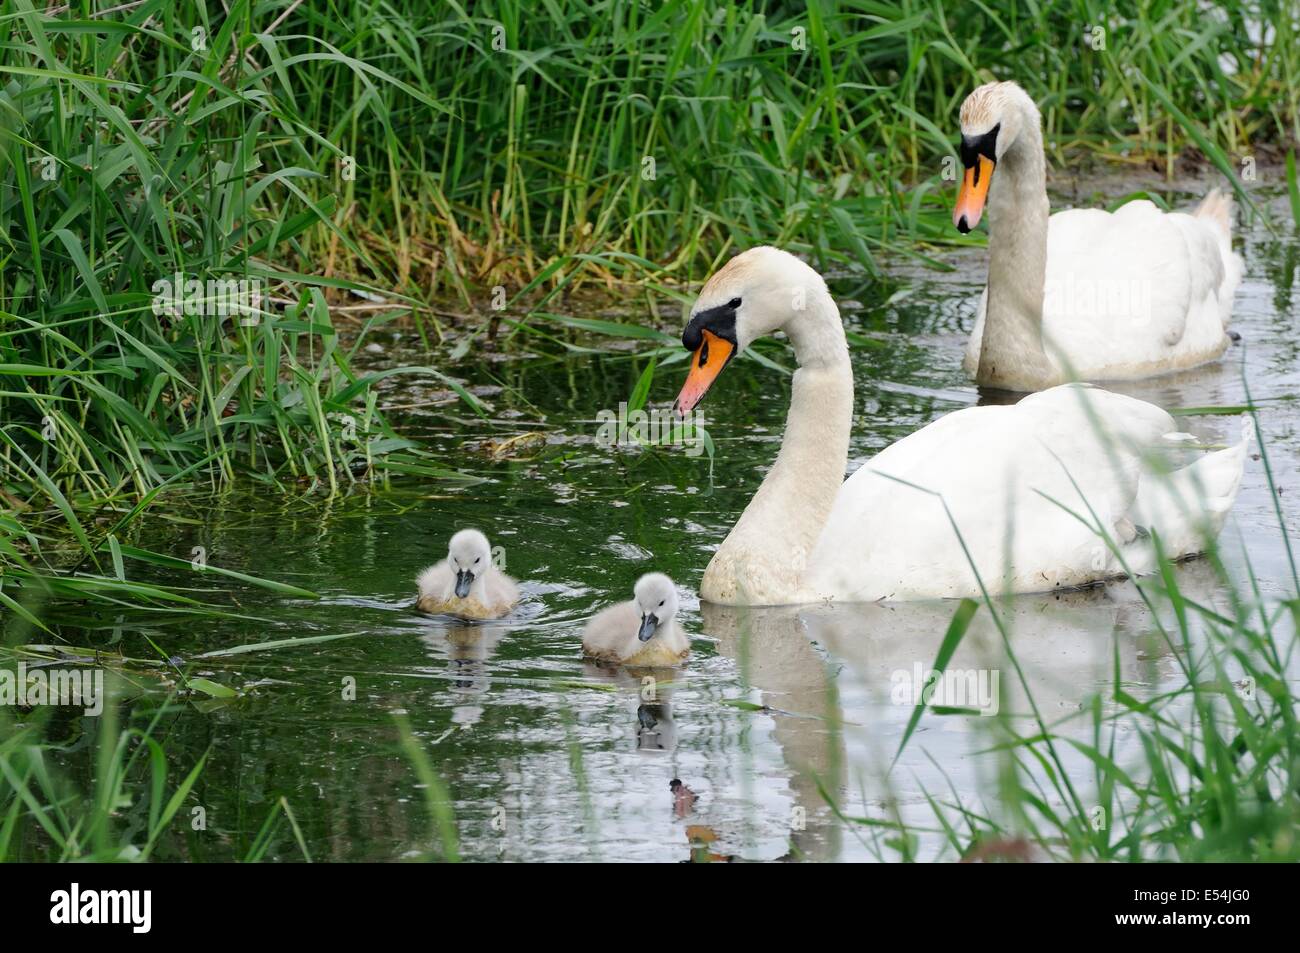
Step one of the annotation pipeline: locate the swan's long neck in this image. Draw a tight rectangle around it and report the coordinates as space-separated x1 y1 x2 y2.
978 102 1055 390
701 292 853 605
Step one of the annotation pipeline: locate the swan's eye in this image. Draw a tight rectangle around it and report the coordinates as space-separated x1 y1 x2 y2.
659 600 665 607
727 297 741 309
474 557 481 564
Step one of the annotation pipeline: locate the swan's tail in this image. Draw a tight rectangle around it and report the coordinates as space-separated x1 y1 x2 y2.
1194 188 1243 328
1132 417 1252 560
1194 188 1234 240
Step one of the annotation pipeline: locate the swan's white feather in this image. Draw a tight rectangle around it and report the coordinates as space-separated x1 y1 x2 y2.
800 384 1249 602
965 196 1242 383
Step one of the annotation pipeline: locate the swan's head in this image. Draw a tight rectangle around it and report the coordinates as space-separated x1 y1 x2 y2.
674 246 826 414
447 528 492 598
633 572 679 642
954 81 1038 233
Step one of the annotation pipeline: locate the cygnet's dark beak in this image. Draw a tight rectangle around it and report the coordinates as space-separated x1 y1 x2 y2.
638 612 659 642
454 569 474 598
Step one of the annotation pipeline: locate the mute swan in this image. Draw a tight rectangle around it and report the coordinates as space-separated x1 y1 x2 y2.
582 573 691 666
953 81 1243 391
674 246 1251 606
415 529 519 619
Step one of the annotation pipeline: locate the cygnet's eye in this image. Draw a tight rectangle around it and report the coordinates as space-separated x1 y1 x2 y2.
659 600 665 607
727 297 742 309
474 557 481 564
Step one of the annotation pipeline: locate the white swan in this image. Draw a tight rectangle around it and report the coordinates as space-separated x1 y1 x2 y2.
674 246 1251 606
953 81 1243 391
582 572 690 666
415 529 519 619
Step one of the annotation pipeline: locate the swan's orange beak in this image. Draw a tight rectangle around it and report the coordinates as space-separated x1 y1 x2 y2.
954 155 995 233
675 329 735 416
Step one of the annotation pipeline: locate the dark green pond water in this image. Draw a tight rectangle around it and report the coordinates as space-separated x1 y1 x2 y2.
9 181 1300 862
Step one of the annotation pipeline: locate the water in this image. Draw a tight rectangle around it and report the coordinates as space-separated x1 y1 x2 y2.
10 180 1299 862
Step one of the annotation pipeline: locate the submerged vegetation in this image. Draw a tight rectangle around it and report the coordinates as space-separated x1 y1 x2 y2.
0 1 1298 862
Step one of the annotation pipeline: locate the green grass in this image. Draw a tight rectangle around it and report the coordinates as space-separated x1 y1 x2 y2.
0 685 205 861
2 1 1294 512
0 691 322 861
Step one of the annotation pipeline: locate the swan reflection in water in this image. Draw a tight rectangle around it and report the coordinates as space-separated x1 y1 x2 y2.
696 557 1228 860
697 602 844 862
420 622 508 728
582 658 679 754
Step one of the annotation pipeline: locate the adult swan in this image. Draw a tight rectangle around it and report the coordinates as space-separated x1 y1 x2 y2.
953 81 1243 391
674 246 1250 606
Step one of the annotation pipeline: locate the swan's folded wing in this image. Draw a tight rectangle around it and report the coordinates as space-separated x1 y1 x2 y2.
1168 208 1241 332
1016 384 1175 528
803 385 1176 601
1130 417 1252 559
1042 202 1193 367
